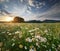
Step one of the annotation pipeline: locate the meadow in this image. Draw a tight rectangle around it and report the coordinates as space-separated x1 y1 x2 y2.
0 23 60 51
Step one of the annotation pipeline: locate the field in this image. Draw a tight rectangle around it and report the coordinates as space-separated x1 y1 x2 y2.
0 23 60 51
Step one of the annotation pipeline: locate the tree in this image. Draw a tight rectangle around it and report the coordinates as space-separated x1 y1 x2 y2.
13 16 25 23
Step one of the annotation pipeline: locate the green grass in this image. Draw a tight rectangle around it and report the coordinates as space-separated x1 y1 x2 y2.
0 23 60 51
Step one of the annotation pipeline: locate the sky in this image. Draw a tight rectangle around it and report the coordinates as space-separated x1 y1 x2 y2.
0 0 60 21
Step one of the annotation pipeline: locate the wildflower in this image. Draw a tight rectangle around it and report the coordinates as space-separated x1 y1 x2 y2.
42 45 47 48
40 37 47 43
0 48 1 51
35 35 47 42
2 31 5 33
28 29 35 33
15 31 20 34
19 35 22 38
36 42 38 46
8 33 11 35
29 48 33 51
6 49 10 51
30 46 34 49
49 49 51 51
0 42 3 47
35 35 41 39
12 43 15 47
34 28 39 30
13 36 16 38
32 38 35 42
58 45 60 47
52 44 55 48
32 36 34 38
30 33 34 35
12 38 15 41
57 44 60 51
19 33 22 38
7 32 9 33
46 50 48 51
35 39 39 42
29 46 36 51
36 42 40 48
25 27 28 29
26 37 32 42
44 29 48 33
19 44 23 48
24 46 27 50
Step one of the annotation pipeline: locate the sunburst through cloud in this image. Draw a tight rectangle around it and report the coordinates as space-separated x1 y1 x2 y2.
0 0 60 21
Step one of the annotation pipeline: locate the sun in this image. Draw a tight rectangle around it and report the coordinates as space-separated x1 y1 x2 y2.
5 17 13 22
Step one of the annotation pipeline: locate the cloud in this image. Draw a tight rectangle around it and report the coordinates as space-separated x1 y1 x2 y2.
36 1 45 8
37 2 60 20
0 0 4 2
4 5 8 9
0 0 60 21
0 0 9 2
6 0 9 2
27 0 46 13
20 0 24 3
26 10 32 14
28 0 45 8
28 0 35 7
